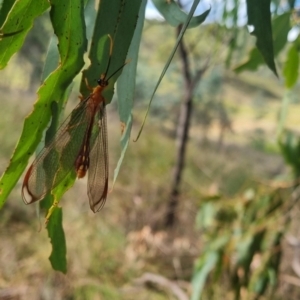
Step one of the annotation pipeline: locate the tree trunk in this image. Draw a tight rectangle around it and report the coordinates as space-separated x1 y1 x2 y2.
165 26 193 228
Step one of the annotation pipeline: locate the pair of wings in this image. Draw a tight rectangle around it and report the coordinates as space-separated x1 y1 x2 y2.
22 96 109 213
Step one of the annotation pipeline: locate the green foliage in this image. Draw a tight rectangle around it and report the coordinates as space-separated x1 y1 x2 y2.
47 206 67 273
247 0 277 75
0 0 86 210
279 130 300 178
113 0 147 185
192 187 288 300
152 0 208 28
283 44 299 88
0 0 16 27
234 12 290 74
0 0 50 69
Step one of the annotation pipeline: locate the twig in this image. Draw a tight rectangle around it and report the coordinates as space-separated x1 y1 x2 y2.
286 235 300 278
281 274 300 287
134 272 189 300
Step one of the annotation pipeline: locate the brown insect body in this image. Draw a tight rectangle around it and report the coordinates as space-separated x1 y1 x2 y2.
75 83 107 179
22 78 110 213
22 35 126 213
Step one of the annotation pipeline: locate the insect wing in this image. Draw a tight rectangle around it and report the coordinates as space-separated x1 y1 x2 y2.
22 98 92 204
87 102 109 212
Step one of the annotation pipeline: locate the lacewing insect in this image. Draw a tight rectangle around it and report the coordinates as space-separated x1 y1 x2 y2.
22 35 125 213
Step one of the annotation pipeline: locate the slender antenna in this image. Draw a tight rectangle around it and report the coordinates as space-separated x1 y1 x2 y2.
106 59 131 82
103 34 114 79
100 34 131 82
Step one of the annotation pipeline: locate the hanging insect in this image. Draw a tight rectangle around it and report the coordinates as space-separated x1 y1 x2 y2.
22 35 125 213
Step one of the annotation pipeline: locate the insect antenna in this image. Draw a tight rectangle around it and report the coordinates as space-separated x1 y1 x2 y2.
98 34 130 86
102 34 114 80
106 59 130 82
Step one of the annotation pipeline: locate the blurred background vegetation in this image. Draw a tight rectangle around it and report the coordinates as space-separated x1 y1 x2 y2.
2 0 300 299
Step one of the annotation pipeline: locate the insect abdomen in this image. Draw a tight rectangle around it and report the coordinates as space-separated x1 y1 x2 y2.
75 144 90 178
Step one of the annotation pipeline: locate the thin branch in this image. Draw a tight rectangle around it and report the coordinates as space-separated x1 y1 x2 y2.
286 235 300 278
281 274 300 287
134 272 189 300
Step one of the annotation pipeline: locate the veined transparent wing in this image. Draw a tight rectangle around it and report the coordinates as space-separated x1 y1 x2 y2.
87 101 109 212
22 97 92 203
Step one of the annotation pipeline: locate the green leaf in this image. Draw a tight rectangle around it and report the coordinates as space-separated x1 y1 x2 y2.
278 129 300 177
40 173 74 273
135 2 210 140
47 206 67 273
235 12 290 74
0 0 86 209
0 28 23 38
152 0 209 28
272 12 290 54
84 0 97 41
35 0 88 272
78 0 141 189
0 0 50 69
195 202 216 229
52 172 77 203
41 36 59 81
246 0 277 75
0 0 16 27
191 252 219 300
283 44 299 88
113 0 147 185
80 0 142 101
